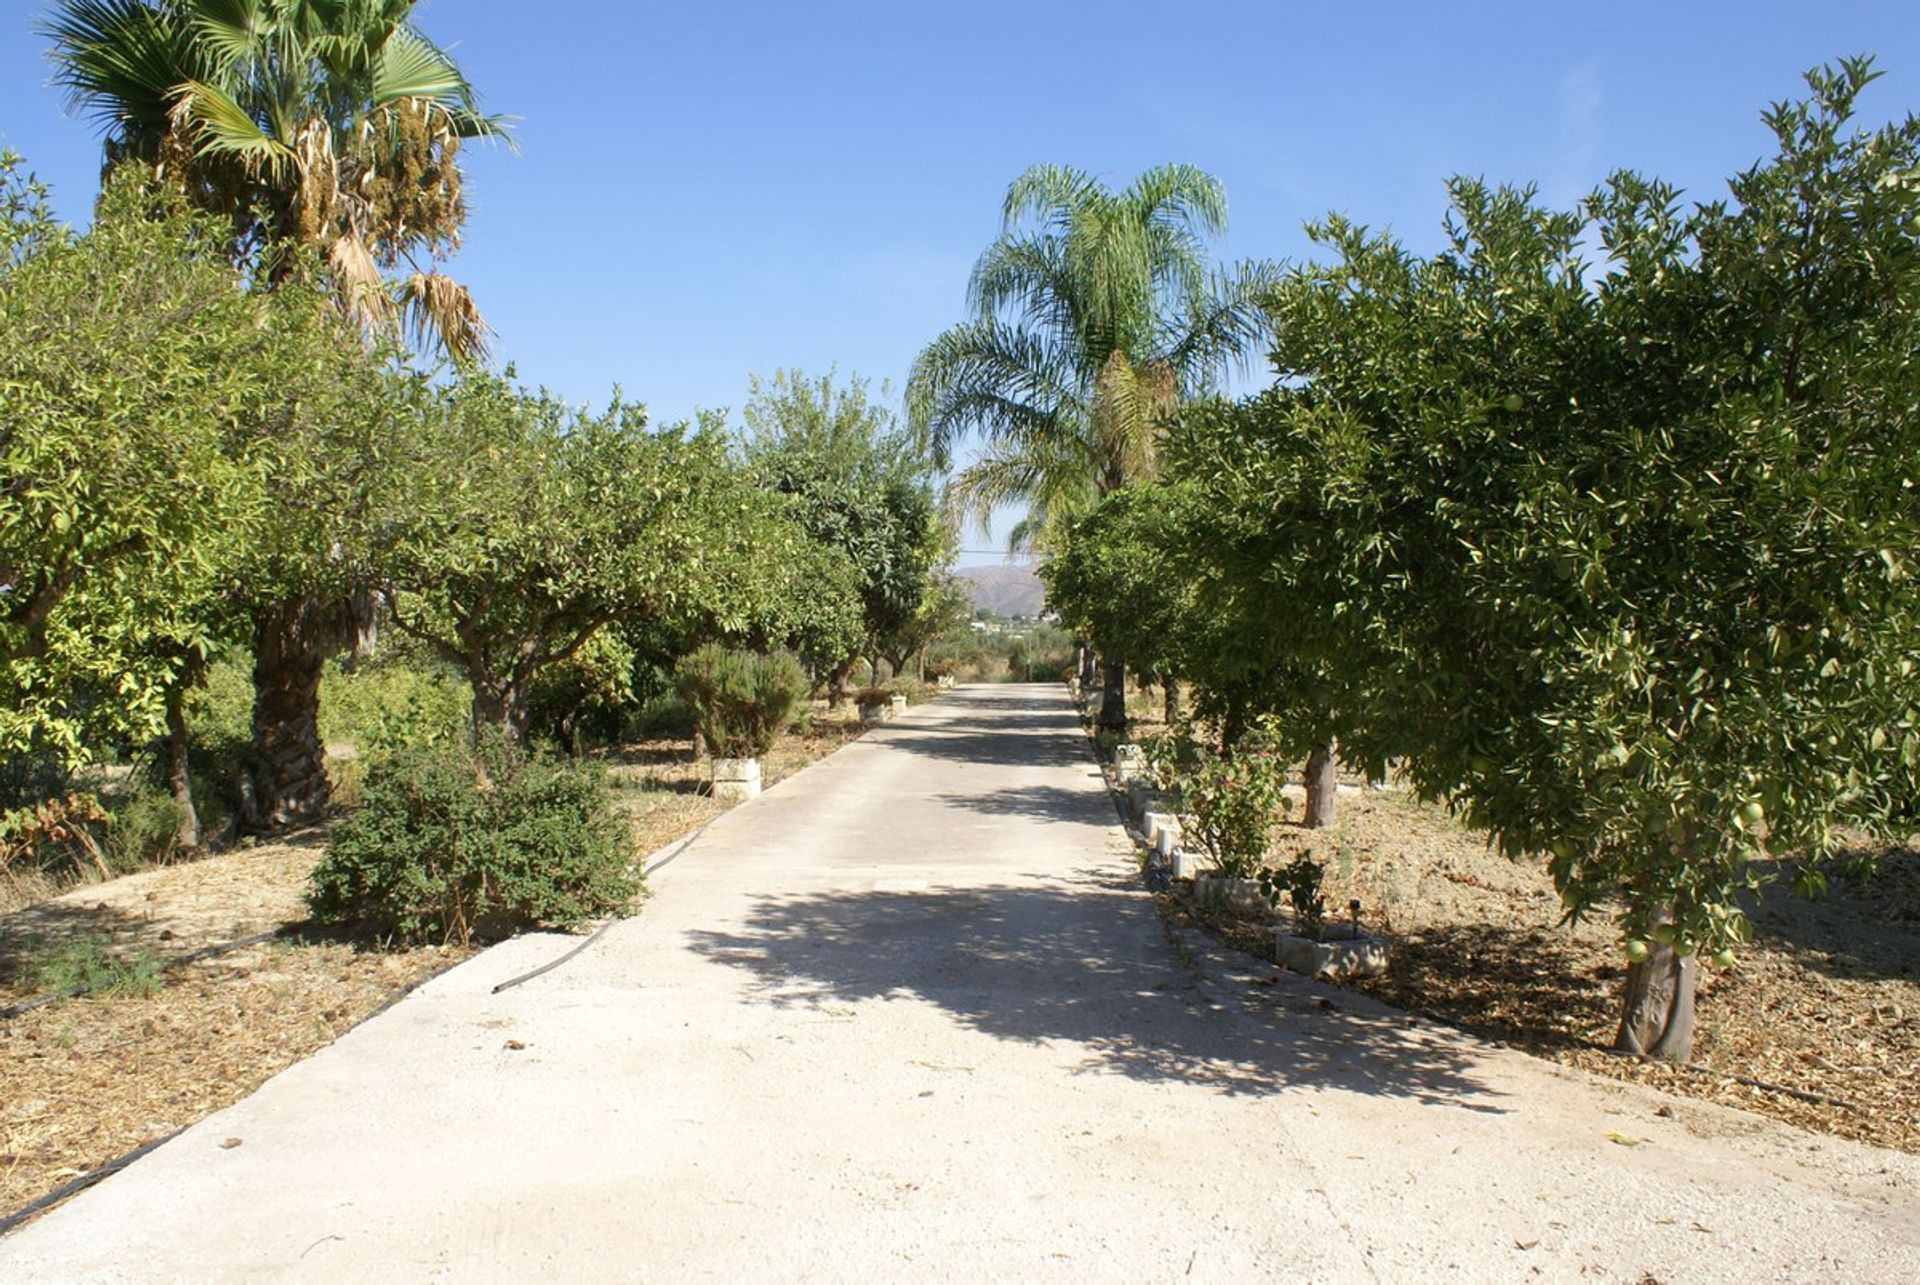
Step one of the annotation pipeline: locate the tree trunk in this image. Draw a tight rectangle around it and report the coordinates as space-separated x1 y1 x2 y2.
246 598 336 830
1304 736 1338 829
471 678 529 746
1221 692 1248 750
1616 908 1699 1062
1097 650 1127 729
347 581 381 665
164 687 201 854
1077 644 1097 691
828 658 855 710
1160 673 1181 725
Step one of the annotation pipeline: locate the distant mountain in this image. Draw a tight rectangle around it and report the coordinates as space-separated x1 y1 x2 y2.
955 564 1046 618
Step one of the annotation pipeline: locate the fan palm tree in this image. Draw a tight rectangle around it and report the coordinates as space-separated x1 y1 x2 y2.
907 163 1276 725
44 0 507 827
43 0 508 359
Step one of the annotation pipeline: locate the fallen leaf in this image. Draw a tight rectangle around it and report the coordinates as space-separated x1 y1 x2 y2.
1606 1131 1643 1147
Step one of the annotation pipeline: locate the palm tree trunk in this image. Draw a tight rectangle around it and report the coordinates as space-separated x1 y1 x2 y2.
245 597 337 830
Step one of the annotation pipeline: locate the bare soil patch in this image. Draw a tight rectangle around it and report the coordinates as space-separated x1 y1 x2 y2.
1163 782 1920 1155
0 704 873 1220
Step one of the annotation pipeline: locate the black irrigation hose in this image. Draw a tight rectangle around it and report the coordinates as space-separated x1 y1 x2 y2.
488 809 727 996
0 929 285 1021
0 931 474 1239
0 1127 190 1238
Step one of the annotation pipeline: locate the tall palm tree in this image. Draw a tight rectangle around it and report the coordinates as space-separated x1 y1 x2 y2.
44 0 507 827
907 163 1275 724
43 0 508 358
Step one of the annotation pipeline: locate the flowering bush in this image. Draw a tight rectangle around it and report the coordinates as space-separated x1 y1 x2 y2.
1150 727 1288 877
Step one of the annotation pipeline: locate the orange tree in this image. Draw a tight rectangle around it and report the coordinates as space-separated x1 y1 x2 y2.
1175 60 1920 1059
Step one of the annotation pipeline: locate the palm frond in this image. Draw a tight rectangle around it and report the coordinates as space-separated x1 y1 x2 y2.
170 79 292 175
906 318 1085 469
41 0 200 138
328 230 396 333
369 26 467 105
1128 162 1229 239
967 232 1077 333
185 0 270 75
1162 259 1282 389
1002 162 1099 231
399 269 489 361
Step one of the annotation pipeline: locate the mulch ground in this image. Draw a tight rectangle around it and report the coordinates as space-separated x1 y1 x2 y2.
0 704 870 1220
1161 784 1920 1156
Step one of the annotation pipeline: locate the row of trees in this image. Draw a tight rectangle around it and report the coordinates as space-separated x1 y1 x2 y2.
1022 61 1920 1061
6 2 953 853
2 156 949 823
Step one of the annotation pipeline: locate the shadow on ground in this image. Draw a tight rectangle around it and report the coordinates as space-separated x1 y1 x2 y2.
877 722 1089 769
935 784 1113 825
1738 851 1920 985
688 866 1505 1111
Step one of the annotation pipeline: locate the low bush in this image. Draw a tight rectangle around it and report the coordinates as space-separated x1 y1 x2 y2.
674 645 808 758
103 780 184 870
885 678 931 705
306 739 640 945
626 691 698 740
32 934 165 999
852 686 893 707
317 645 470 756
1150 727 1289 878
1260 853 1327 933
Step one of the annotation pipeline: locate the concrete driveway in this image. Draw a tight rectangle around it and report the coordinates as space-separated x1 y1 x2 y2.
2 684 1914 1281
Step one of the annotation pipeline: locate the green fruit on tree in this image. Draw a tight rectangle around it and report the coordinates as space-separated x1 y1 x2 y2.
1712 948 1737 967
1501 393 1523 412
1649 922 1676 945
1624 939 1650 963
1738 800 1766 825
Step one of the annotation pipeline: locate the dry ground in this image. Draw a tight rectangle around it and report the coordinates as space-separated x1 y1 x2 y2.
1095 682 1918 1155
0 704 868 1219
1163 782 1920 1155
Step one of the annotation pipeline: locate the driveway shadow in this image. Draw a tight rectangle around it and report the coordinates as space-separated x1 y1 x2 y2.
878 724 1089 769
687 868 1506 1111
935 785 1112 825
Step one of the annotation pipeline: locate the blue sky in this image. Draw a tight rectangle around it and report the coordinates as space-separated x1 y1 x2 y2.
4 2 1918 564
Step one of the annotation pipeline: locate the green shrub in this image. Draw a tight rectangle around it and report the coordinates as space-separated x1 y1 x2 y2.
185 655 253 745
1150 727 1289 878
104 780 184 870
673 645 808 759
852 685 893 706
318 646 470 756
526 630 635 754
626 691 698 740
307 740 640 945
32 935 165 999
886 677 931 705
1260 853 1327 934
